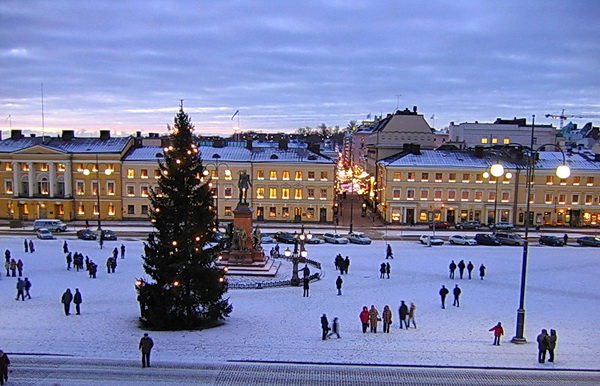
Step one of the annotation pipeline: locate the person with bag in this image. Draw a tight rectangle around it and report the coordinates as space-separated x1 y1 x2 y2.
547 329 558 362
382 305 392 333
369 305 380 333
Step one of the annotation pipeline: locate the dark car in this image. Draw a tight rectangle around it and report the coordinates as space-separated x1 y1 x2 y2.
577 236 600 247
539 235 564 246
474 233 501 246
428 221 451 229
274 231 296 244
100 229 118 241
77 229 97 240
455 221 483 230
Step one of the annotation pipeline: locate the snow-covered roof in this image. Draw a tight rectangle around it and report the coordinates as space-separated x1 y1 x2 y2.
0 136 132 154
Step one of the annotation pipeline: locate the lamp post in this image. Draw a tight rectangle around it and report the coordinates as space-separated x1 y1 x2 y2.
284 224 312 286
203 153 231 227
504 117 571 344
483 165 513 226
81 154 113 232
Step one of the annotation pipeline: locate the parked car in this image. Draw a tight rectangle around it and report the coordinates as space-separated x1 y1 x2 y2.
347 232 372 245
323 232 349 244
455 221 482 230
33 219 67 232
100 229 118 241
76 229 97 240
577 236 600 247
36 228 55 240
494 232 525 246
492 222 515 230
419 235 444 245
538 235 564 246
474 233 502 246
274 231 296 244
448 235 477 245
428 221 451 229
306 236 325 244
261 234 275 244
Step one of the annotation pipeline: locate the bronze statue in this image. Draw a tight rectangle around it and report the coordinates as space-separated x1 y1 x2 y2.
238 169 252 204
252 225 262 250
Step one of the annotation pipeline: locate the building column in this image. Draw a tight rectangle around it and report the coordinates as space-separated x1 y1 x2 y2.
27 162 35 197
64 162 72 198
48 162 56 197
12 162 20 196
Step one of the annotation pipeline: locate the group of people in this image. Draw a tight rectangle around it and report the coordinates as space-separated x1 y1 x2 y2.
358 302 416 334
438 284 462 309
4 250 24 278
537 328 558 363
60 288 83 315
379 262 391 279
334 254 350 275
448 260 486 280
320 314 341 340
23 239 35 253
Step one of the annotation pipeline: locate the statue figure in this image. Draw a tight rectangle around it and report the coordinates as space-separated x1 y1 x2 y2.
238 169 252 204
253 225 262 250
237 227 248 251
225 222 234 249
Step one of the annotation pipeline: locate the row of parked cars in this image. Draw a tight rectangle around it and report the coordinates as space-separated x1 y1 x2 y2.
430 221 516 230
272 231 373 245
36 227 118 240
420 233 600 247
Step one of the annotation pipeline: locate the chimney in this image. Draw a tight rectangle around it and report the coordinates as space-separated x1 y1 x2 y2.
278 138 288 151
474 146 484 158
30 133 36 138
411 144 421 155
308 142 320 154
403 143 411 152
10 130 23 140
212 138 225 148
136 131 142 138
413 105 417 113
246 139 253 150
62 130 75 141
160 137 171 148
99 130 110 140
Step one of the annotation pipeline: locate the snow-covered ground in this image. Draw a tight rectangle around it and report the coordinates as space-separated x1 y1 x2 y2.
1 235 599 370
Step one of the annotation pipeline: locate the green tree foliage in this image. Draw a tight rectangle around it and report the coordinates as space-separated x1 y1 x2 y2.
137 105 232 330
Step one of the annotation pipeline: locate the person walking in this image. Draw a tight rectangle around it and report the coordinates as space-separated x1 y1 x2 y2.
120 244 126 259
24 239 28 253
9 259 16 277
320 314 329 340
379 262 386 279
359 306 370 333
303 276 310 297
563 234 568 245
537 329 549 363
63 240 69 254
453 284 462 307
407 302 417 328
327 317 341 339
467 261 474 280
106 257 114 274
457 260 466 279
547 329 557 362
66 252 73 270
4 259 9 277
344 256 350 274
439 285 449 309
28 240 35 253
24 277 32 299
16 259 23 277
0 349 10 386
139 333 154 368
61 288 73 315
4 249 10 264
369 305 380 333
489 322 504 345
113 247 119 261
335 275 343 296
449 260 457 279
382 305 392 333
385 262 391 279
302 264 310 278
479 264 486 280
73 288 83 315
386 244 393 259
398 301 409 329
15 278 25 301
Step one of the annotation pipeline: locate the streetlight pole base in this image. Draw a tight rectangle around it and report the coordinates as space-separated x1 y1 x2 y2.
511 336 527 344
511 308 527 344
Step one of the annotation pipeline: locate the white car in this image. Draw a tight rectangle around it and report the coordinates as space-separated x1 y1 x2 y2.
448 235 477 245
323 232 349 244
261 234 275 244
419 234 444 245
347 232 372 245
36 228 55 240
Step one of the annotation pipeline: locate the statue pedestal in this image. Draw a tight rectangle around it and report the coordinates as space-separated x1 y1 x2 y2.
220 202 266 266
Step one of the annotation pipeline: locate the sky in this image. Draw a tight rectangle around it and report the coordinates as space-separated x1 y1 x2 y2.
1 0 599 137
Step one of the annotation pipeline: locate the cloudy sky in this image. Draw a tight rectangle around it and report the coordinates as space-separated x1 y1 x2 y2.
1 0 599 137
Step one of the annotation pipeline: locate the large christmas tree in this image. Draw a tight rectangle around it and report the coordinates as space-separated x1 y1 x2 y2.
137 104 232 330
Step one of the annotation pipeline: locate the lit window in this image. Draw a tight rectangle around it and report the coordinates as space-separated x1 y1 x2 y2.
407 172 415 182
481 138 488 144
211 170 218 179
307 188 315 199
127 185 135 197
449 173 456 182
127 169 135 179
503 138 510 145
5 180 13 194
295 171 302 181
462 174 470 183
56 204 64 215
545 193 553 204
501 192 509 202
256 187 265 199
475 174 483 183
586 177 594 186
224 186 232 198
306 208 314 219
294 188 302 199
5 164 13 172
585 194 593 205
282 207 290 218
76 181 85 195
474 191 483 201
141 186 149 197
558 194 566 204
224 206 232 216
92 181 99 196
107 182 115 195
421 173 429 182
559 179 567 185
546 176 554 185
269 188 277 199
393 172 401 182
420 189 429 200
320 171 328 181
108 203 115 216
393 189 401 200
269 207 276 217
282 171 290 180
40 163 48 172
93 203 99 216
22 164 29 172
435 173 442 182
461 190 469 201
141 169 149 179
573 176 581 185
270 171 277 180
491 137 498 144
154 169 161 179
57 164 65 172
257 170 265 180
407 189 415 200
308 171 315 180
488 191 496 202
78 204 85 215
320 189 327 200
282 188 290 200
22 204 29 215
434 190 442 201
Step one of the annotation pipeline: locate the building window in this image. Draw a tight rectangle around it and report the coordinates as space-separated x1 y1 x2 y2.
447 190 456 201
295 171 302 181
282 171 290 180
93 203 99 216
108 203 115 216
320 171 328 181
481 137 488 144
306 208 314 219
393 172 401 182
141 186 149 197
449 173 456 182
126 185 135 197
107 181 115 195
307 188 315 199
308 171 315 180
393 189 401 200
419 210 428 222
40 163 48 172
5 163 12 172
224 206 232 216
282 207 290 218
407 172 415 181
269 207 276 217
407 189 415 200
461 190 469 201
269 188 277 199
141 169 149 179
154 186 162 196
56 204 64 215
127 205 135 214
421 173 429 182
154 169 161 179
38 178 48 195
78 204 85 215
320 189 327 200
224 186 232 198
92 181 99 196
76 181 85 195
282 188 290 200
420 189 429 200
22 164 29 172
558 194 566 204
475 174 483 183
585 194 593 205
269 170 277 180
586 177 594 186
435 173 442 182
462 174 470 183
503 138 510 144
545 193 553 204
572 194 579 204
141 205 149 215
546 176 554 185
501 191 509 202
434 190 442 201
474 191 483 201
256 187 265 199
5 180 13 194
294 188 302 199
491 137 498 144
488 191 496 202
257 170 265 180
127 169 135 179
573 176 581 185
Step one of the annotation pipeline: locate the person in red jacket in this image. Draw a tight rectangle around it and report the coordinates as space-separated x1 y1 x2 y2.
489 322 504 346
359 306 370 333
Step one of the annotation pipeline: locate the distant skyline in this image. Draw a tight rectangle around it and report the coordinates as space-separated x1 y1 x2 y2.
1 1 599 137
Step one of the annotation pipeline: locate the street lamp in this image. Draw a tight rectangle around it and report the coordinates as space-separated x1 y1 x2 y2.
202 153 231 226
507 117 571 344
81 154 113 232
483 166 512 226
284 224 312 286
